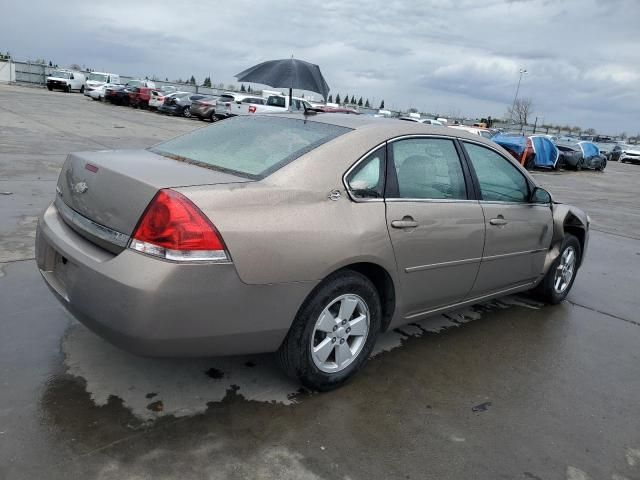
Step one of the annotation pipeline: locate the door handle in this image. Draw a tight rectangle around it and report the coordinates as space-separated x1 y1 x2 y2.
489 216 508 226
391 217 418 229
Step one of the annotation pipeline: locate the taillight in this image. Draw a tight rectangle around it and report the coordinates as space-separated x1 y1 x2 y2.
248 105 257 113
129 189 229 262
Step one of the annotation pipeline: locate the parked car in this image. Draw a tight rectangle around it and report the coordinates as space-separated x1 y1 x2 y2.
399 117 442 125
158 93 211 117
492 134 559 170
448 125 493 139
35 114 589 391
46 69 86 93
128 87 155 109
312 106 360 114
229 92 312 117
84 72 120 96
618 144 640 164
213 93 266 119
104 84 129 105
190 96 222 121
148 89 183 110
556 141 607 170
87 83 116 101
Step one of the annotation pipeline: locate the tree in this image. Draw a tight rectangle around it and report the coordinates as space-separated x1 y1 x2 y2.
189 75 196 85
240 84 246 92
584 128 596 135
507 97 533 125
69 63 81 70
247 85 252 93
357 97 363 106
48 61 52 67
344 94 349 105
203 76 212 87
328 94 333 103
351 95 356 104
165 77 168 81
379 100 385 109
620 132 627 140
335 94 341 104
365 99 370 108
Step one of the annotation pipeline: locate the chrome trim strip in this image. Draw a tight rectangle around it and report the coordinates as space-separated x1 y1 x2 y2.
54 197 130 248
386 198 478 204
482 248 547 262
405 282 535 320
406 256 482 273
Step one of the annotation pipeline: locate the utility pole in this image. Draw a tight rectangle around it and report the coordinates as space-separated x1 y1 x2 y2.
510 68 528 123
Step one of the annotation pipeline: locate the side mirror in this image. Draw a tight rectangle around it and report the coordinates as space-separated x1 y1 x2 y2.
530 186 552 204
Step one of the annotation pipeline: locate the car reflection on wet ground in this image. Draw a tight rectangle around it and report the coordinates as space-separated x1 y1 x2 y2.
1 84 640 480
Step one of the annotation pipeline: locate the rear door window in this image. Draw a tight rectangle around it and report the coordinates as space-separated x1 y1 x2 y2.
389 138 468 200
150 116 351 179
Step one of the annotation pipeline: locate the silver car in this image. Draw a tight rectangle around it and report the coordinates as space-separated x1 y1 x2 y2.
36 114 589 390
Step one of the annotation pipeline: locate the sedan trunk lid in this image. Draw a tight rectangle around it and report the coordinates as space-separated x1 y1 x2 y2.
56 149 252 251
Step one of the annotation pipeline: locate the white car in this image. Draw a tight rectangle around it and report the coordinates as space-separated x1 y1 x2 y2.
399 117 443 126
87 84 111 101
84 72 120 96
448 125 494 139
149 90 185 110
46 69 86 93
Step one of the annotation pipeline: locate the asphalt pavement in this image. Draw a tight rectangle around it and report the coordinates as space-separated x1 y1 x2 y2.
1 84 639 480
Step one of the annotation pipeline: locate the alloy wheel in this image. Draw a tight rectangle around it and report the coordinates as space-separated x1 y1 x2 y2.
553 246 576 294
311 294 370 373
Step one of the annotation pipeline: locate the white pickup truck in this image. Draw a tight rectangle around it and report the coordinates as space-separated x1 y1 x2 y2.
214 91 312 119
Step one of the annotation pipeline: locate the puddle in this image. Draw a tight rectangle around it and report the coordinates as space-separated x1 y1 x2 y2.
62 294 543 420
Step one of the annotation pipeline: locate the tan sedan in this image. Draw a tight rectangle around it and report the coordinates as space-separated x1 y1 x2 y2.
36 114 589 390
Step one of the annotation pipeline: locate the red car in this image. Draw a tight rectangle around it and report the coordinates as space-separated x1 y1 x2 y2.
129 87 154 109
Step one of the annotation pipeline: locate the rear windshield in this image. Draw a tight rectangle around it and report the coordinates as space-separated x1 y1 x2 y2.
150 116 351 179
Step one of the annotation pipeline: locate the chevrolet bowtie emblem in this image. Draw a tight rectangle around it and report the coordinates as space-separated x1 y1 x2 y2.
72 182 88 194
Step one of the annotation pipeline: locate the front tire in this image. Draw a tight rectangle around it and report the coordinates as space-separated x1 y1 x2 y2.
534 234 581 304
80 85 85 93
183 106 192 118
277 270 382 391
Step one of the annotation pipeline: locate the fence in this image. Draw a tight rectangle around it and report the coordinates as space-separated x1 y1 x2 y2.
0 59 228 96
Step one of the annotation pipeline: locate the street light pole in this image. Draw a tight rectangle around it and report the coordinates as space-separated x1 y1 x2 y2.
510 68 528 123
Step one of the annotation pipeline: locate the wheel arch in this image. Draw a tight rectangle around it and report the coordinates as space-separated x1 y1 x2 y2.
544 204 589 274
312 262 397 333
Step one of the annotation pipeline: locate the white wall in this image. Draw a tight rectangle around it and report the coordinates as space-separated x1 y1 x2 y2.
0 60 15 83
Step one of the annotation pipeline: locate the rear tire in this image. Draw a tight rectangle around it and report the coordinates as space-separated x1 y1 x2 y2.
65 85 71 93
534 234 581 304
575 159 583 171
183 106 192 118
277 270 382 391
80 86 85 93
210 112 218 122
47 86 52 91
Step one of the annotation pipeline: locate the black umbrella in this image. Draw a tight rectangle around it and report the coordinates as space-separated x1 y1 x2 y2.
234 58 330 107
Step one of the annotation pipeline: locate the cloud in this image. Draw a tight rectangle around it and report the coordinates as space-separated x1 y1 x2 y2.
1 0 638 133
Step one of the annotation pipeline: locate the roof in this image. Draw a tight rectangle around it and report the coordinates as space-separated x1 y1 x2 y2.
260 112 499 146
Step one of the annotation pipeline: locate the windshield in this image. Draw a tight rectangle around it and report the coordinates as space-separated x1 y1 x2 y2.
50 70 71 79
88 73 108 82
150 116 351 179
126 80 143 88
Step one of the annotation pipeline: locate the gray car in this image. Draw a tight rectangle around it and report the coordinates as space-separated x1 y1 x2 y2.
36 114 589 390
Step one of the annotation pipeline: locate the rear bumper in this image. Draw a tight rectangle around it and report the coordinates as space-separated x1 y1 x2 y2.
36 202 315 357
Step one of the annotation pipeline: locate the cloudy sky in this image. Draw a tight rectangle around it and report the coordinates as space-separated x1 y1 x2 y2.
2 0 638 133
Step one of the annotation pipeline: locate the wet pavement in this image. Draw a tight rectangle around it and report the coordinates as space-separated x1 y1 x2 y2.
1 84 639 480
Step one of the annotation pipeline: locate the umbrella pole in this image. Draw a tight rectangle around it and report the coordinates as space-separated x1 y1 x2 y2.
289 87 293 111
